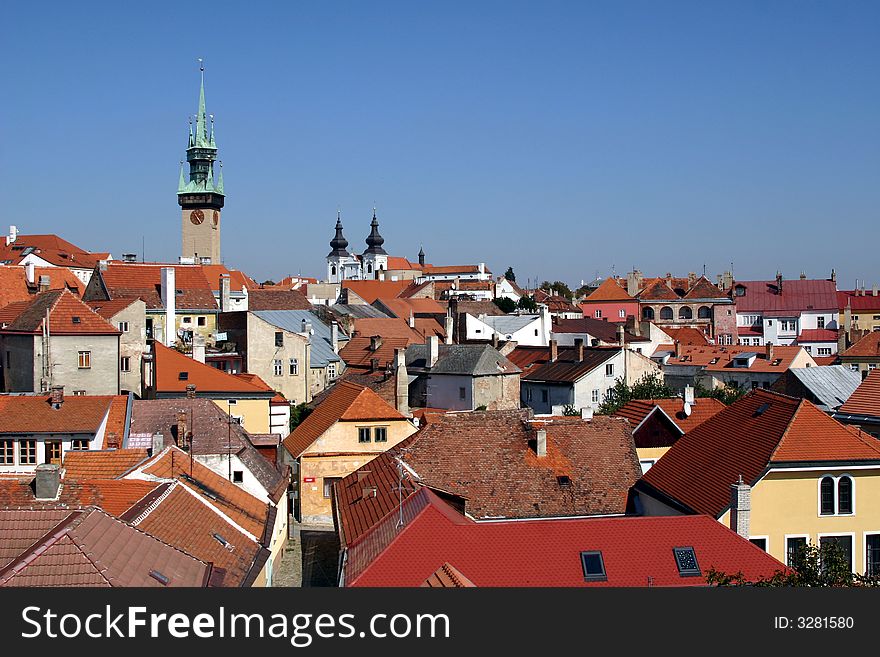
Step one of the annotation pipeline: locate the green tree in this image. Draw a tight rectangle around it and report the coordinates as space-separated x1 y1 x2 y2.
540 280 574 300
261 279 276 286
597 372 674 415
504 267 516 282
562 404 581 416
517 295 539 312
493 296 517 313
695 381 745 406
575 284 593 299
289 403 313 432
707 541 880 587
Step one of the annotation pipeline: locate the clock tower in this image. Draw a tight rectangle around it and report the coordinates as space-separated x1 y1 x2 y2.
178 61 224 264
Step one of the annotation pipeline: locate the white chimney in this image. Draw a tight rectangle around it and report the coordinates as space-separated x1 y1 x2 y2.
331 321 339 354
427 335 439 368
536 428 547 457
220 273 231 312
580 407 593 420
35 464 61 500
151 432 165 457
192 334 206 364
160 267 177 347
444 310 454 345
408 311 416 328
729 475 751 539
478 262 485 277
6 225 17 246
25 262 35 285
684 385 695 405
395 348 409 416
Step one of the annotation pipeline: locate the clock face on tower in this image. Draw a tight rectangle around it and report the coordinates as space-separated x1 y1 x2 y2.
190 209 205 225
212 210 219 229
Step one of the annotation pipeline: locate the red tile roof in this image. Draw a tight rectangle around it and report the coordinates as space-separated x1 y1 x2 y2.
421 562 476 587
385 256 420 271
0 234 106 270
661 327 711 346
638 390 880 517
0 266 84 309
247 288 312 311
614 398 726 435
0 289 120 335
282 381 406 458
583 277 636 302
683 276 725 300
375 296 445 317
0 508 211 587
153 341 272 394
0 509 71 569
95 263 218 310
842 331 880 358
659 344 811 373
837 370 880 417
551 317 647 343
339 336 411 370
0 395 120 434
342 280 414 304
734 279 838 313
421 265 490 276
201 265 256 292
351 317 424 342
86 297 140 319
345 490 784 587
797 329 838 342
62 450 150 480
0 477 161 517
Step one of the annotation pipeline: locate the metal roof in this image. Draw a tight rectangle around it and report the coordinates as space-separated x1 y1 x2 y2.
252 310 347 367
787 366 862 411
477 314 541 336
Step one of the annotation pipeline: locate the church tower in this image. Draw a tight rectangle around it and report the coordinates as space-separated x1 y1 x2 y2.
178 60 224 264
362 209 388 279
327 212 353 283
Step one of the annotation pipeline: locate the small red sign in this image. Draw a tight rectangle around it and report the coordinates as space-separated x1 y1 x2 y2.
303 477 316 483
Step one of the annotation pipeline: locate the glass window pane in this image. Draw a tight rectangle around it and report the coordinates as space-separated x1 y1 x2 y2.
820 477 835 515
837 477 853 514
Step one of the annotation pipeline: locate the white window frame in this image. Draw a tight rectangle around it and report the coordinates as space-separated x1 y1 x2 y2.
784 534 810 567
618 309 625 319
117 321 129 333
817 532 856 572
78 351 91 369
120 356 131 372
328 363 337 380
289 358 298 375
863 531 880 576
817 473 856 517
748 535 770 552
592 389 600 403
594 309 602 319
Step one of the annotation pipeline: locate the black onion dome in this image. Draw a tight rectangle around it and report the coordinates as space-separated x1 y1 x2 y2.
363 209 387 255
328 215 350 257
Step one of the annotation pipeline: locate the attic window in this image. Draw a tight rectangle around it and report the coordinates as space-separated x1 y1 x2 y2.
557 475 572 487
580 551 607 581
673 547 701 577
212 532 230 547
178 372 189 380
72 316 81 324
754 402 770 417
771 358 782 366
148 569 170 586
709 357 719 364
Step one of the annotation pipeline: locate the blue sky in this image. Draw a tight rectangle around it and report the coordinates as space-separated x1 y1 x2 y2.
2 1 878 288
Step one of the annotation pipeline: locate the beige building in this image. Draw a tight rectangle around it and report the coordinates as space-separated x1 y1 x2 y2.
87 298 147 396
0 289 121 396
281 381 418 526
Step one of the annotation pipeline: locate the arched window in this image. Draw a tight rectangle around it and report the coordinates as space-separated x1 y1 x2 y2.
698 306 711 319
820 474 854 515
820 476 835 515
330 265 337 276
659 306 673 320
838 476 853 514
367 263 373 274
642 307 654 320
679 307 693 320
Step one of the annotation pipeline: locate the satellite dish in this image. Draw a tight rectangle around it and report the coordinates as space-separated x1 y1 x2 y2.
683 402 692 417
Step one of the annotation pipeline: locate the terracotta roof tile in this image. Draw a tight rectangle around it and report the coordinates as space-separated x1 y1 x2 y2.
0 477 160 517
1 289 120 335
85 297 140 319
614 398 726 435
62 450 150 480
0 395 119 434
734 279 838 313
351 318 424 342
838 370 880 417
153 341 272 394
583 277 636 302
0 234 105 270
0 266 84 309
639 390 880 517
842 331 880 358
342 280 414 304
661 327 711 346
550 317 647 343
247 288 312 311
346 491 784 587
838 290 880 312
282 381 405 457
96 263 218 310
421 562 476 587
797 329 838 342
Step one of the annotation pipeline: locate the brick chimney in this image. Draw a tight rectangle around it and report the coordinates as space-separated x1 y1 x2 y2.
765 342 774 362
177 411 189 449
729 475 751 539
35 464 61 500
185 384 196 399
775 272 783 294
535 428 547 457
370 335 383 352
426 335 440 369
105 432 120 449
617 325 626 349
49 385 64 409
574 338 584 362
674 340 681 358
549 339 558 363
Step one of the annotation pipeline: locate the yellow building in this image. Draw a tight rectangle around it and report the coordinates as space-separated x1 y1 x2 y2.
281 381 418 526
636 388 880 576
145 341 274 435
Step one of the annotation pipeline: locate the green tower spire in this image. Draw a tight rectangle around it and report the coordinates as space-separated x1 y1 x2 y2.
195 59 208 148
178 58 222 197
216 161 224 194
178 161 186 193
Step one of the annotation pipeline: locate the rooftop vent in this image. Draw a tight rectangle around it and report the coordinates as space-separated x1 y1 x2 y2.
178 372 189 380
557 475 572 488
148 569 170 586
754 402 770 417
673 546 701 577
72 316 81 324
212 532 230 547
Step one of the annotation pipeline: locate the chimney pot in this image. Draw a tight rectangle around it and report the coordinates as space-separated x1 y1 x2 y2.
549 339 558 362
34 464 61 500
765 342 774 362
580 407 593 420
536 428 547 457
574 338 584 362
38 275 51 293
370 335 383 352
684 385 695 405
